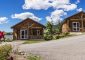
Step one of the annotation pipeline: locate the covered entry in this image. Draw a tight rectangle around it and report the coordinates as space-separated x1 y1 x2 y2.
29 27 43 39
72 22 80 32
20 29 28 39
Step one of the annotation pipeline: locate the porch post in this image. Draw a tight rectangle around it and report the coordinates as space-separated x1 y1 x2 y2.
81 13 84 32
13 29 17 40
28 29 29 39
67 20 70 32
31 29 33 39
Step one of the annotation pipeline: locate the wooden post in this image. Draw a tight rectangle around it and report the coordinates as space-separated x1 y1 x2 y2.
81 13 84 32
13 29 17 40
67 19 70 32
31 29 33 39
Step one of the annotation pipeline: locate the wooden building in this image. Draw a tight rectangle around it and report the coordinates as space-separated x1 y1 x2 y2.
11 18 46 40
62 11 85 33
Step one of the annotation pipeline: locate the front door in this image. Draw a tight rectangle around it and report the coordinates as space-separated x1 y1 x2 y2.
20 29 28 39
72 22 80 32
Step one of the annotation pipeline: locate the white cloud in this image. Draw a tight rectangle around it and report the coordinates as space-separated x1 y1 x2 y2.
23 0 51 10
64 4 77 11
22 0 79 25
51 0 69 5
11 12 41 22
23 0 77 11
46 10 67 25
76 0 80 4
77 8 83 12
53 4 77 11
0 17 8 24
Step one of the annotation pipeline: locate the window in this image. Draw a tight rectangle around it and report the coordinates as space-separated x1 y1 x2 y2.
37 30 40 35
20 29 28 39
28 23 32 27
33 29 37 35
72 22 80 32
32 29 40 35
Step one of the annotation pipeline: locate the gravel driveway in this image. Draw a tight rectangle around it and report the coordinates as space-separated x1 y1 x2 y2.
1 35 85 60
18 35 85 60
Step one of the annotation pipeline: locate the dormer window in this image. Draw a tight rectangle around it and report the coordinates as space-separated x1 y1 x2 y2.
28 23 32 27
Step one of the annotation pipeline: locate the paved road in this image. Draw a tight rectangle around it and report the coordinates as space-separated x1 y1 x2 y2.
18 35 85 60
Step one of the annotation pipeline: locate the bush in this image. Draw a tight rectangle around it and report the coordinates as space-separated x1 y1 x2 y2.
4 38 13 42
63 32 69 36
55 32 70 39
27 54 41 60
55 35 60 39
55 35 63 39
0 44 12 60
44 33 53 41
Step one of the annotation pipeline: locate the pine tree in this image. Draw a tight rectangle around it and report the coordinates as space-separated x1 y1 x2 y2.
44 22 53 40
46 22 53 35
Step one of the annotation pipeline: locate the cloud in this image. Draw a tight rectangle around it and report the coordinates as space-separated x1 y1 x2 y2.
53 4 77 11
22 0 79 25
77 8 83 12
76 0 80 4
23 0 77 11
46 10 67 25
11 12 41 22
46 3 77 24
23 0 51 10
0 17 8 24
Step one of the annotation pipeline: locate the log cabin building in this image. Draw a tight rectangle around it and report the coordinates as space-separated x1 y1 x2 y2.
11 18 46 40
62 11 85 33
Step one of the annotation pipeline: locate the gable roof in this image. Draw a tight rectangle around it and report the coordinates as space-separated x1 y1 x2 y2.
11 18 46 28
62 11 85 24
65 11 85 19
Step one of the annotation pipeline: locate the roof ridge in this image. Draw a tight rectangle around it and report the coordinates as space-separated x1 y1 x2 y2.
11 18 46 28
64 11 85 20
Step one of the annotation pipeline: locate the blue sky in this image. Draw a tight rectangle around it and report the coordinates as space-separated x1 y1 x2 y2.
0 0 84 32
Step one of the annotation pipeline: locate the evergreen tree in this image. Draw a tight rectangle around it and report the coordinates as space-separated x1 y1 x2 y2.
46 22 53 35
44 22 53 40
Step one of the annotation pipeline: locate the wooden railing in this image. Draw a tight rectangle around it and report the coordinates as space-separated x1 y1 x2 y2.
29 35 43 39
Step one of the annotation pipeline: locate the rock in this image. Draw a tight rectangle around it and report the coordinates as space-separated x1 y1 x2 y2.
7 56 13 60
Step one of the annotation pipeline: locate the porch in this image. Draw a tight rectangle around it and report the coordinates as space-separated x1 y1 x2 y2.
19 27 44 40
67 19 85 32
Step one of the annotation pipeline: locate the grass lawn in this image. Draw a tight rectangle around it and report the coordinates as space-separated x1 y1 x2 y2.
23 40 46 44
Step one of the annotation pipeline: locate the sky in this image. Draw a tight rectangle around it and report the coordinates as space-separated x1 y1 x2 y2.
0 0 84 32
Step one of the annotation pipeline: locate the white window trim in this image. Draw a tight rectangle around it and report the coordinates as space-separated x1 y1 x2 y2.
37 30 40 35
72 22 80 32
20 29 28 39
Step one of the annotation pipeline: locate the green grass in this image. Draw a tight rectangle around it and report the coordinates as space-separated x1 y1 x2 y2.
27 53 41 60
23 40 46 44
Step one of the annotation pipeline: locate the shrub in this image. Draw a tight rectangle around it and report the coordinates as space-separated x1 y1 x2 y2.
55 35 60 39
4 38 13 42
63 32 70 36
55 35 64 39
55 34 65 39
44 33 53 41
0 44 12 60
55 32 70 39
27 54 41 60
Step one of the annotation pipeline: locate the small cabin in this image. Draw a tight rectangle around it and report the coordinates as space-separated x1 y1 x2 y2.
62 11 85 33
11 18 46 40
